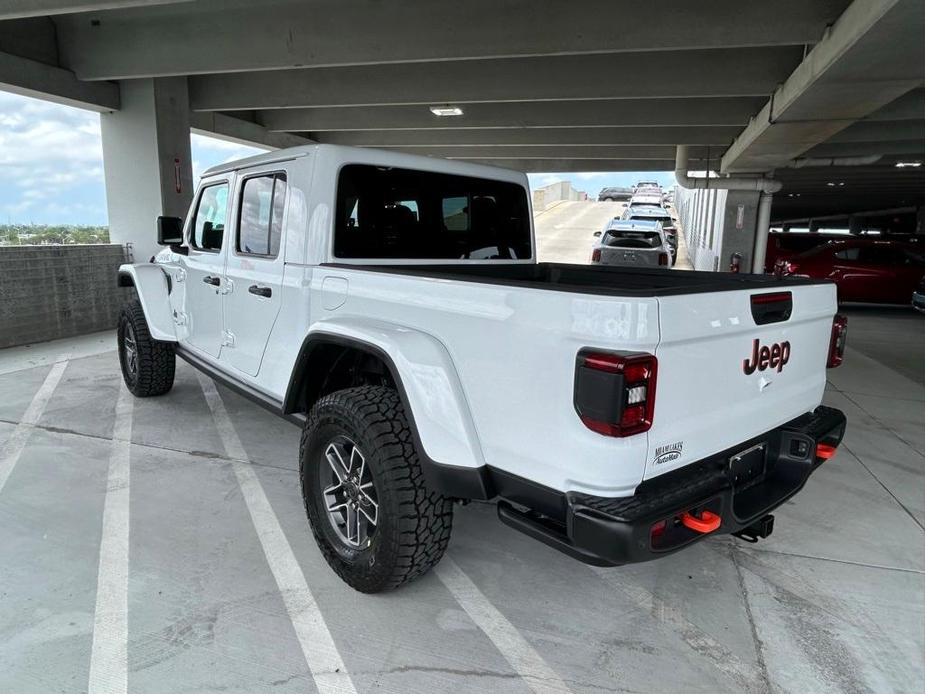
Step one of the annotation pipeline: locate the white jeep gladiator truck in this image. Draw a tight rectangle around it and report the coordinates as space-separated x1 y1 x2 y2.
117 144 848 593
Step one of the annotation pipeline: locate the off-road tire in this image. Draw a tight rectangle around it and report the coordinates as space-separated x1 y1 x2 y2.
118 300 176 397
300 385 454 592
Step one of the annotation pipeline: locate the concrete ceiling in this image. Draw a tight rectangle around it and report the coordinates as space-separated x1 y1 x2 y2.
0 0 923 221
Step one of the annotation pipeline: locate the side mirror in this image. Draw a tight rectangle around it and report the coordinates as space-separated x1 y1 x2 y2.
593 231 602 237
157 216 184 245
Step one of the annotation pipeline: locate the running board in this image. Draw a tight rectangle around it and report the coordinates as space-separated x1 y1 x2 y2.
497 501 617 567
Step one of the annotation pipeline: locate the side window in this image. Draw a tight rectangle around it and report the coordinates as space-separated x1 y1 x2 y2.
442 196 468 231
833 246 860 261
237 173 287 257
191 183 229 252
857 245 901 265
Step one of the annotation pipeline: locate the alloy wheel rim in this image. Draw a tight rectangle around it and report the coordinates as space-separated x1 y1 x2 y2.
321 437 379 549
123 324 138 377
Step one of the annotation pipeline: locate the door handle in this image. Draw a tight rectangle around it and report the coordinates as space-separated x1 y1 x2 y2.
248 284 272 298
203 275 221 286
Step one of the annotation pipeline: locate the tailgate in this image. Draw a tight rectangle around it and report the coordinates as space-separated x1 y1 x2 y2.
645 282 836 480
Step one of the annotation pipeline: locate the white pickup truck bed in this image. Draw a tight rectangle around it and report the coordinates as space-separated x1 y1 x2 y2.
313 262 835 489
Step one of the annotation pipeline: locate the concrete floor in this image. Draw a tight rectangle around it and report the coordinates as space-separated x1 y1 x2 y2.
1 305 922 693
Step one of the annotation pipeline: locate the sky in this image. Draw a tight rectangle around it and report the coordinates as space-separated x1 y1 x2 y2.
0 91 264 226
0 91 674 225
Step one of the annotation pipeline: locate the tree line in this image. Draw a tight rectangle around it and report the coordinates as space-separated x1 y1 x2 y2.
0 224 111 246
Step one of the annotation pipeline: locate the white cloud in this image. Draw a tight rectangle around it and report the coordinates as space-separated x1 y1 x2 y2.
0 92 268 225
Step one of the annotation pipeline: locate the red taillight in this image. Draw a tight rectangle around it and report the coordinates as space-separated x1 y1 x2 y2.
827 314 848 368
658 252 668 266
574 351 657 437
591 248 601 262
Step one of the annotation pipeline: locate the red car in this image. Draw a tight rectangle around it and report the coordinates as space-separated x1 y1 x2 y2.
776 239 925 304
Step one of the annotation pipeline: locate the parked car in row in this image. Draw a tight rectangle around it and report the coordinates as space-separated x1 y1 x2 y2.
776 239 925 304
591 219 672 267
598 186 633 201
628 193 663 208
914 275 925 313
623 204 678 257
764 230 921 273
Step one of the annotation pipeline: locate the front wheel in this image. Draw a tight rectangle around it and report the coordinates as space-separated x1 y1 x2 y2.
300 386 454 592
118 300 176 397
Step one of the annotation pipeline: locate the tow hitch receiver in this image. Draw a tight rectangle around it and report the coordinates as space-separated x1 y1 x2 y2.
733 514 775 543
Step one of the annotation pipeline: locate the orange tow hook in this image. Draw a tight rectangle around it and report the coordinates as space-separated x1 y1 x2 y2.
680 510 722 534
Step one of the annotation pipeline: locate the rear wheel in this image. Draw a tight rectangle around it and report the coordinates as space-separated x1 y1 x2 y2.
300 386 454 592
117 300 175 397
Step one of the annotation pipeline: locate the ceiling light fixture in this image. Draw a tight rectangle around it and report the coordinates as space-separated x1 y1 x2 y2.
429 106 464 117
895 161 922 168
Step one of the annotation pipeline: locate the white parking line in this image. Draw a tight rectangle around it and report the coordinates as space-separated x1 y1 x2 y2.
435 556 573 694
88 381 134 694
0 358 69 495
197 374 357 694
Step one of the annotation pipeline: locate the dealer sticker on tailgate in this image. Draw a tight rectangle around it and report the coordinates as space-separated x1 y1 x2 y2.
654 441 683 465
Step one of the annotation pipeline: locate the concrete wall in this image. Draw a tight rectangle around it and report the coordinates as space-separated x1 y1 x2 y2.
0 244 130 349
532 180 586 211
674 186 760 272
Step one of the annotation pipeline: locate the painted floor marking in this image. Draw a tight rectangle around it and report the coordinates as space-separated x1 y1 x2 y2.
88 380 134 694
435 555 574 694
0 358 69 495
198 374 357 694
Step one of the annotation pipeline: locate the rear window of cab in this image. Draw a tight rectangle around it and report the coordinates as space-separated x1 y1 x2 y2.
334 164 532 260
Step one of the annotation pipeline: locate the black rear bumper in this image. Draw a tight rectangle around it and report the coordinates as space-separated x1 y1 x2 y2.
497 405 846 567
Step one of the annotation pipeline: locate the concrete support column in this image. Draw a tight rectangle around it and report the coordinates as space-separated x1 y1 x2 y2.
751 191 773 273
849 216 864 235
101 77 193 262
717 191 755 271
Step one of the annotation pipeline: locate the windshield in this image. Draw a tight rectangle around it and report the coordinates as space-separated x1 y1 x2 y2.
335 164 532 260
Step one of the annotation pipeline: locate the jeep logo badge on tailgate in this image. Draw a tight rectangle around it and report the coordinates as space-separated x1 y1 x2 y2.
743 339 790 375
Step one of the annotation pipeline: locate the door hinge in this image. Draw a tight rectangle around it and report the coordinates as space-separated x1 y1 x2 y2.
175 268 186 283
221 330 236 348
219 279 234 295
173 310 188 326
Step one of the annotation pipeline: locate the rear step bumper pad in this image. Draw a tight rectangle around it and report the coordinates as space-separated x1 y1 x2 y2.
500 405 846 567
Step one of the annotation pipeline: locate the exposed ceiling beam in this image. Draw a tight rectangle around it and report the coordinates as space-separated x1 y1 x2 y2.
455 159 683 173
862 87 925 120
805 139 925 156
825 119 925 142
188 47 804 111
189 112 312 151
722 0 925 173
310 127 741 147
54 0 847 80
0 49 118 111
257 98 769 132
0 0 190 20
365 145 715 161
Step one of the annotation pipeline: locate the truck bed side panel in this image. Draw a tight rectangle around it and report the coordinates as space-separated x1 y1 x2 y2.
311 267 659 496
